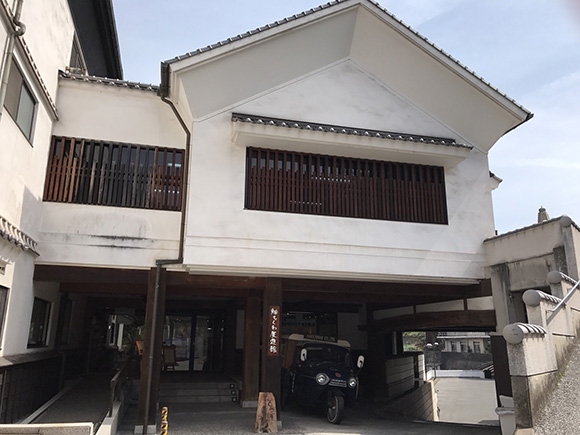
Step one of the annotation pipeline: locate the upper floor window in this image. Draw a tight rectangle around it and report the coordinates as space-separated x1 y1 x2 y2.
4 61 36 140
68 36 86 75
245 147 448 224
0 285 8 348
44 136 184 211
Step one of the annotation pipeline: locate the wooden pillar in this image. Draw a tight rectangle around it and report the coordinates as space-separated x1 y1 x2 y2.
223 304 238 376
242 296 261 407
366 303 387 400
137 267 167 434
261 278 282 418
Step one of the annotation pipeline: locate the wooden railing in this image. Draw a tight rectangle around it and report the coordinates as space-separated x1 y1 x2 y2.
44 136 184 211
245 147 448 224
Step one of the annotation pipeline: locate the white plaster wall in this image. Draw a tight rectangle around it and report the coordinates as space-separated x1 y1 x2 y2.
0 254 60 356
53 80 186 149
20 0 75 96
38 80 187 268
0 7 75 357
485 220 563 266
183 66 496 281
39 203 181 268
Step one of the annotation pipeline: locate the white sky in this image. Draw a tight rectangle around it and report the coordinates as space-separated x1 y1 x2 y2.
112 0 580 234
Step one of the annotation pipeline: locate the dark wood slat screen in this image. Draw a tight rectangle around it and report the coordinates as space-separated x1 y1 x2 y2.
44 136 183 211
245 147 448 224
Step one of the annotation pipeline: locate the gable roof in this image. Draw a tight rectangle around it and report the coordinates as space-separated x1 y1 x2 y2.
161 0 530 121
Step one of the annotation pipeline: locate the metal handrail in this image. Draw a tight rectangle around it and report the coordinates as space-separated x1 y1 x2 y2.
547 272 580 324
109 362 128 417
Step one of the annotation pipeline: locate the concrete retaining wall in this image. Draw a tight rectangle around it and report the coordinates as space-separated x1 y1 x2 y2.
0 423 93 434
378 381 438 421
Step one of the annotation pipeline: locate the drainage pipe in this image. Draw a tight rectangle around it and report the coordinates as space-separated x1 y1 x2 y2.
139 81 191 434
0 0 26 115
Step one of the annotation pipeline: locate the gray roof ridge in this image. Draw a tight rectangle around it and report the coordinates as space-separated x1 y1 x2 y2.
232 113 472 149
59 70 158 92
164 0 531 118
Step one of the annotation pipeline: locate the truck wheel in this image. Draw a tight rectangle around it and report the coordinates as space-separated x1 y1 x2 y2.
326 394 344 424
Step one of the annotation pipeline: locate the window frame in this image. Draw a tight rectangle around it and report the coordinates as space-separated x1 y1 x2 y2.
4 60 37 141
27 297 51 348
0 286 9 348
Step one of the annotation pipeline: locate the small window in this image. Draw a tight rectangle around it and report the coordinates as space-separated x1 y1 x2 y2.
68 37 86 74
4 61 36 140
28 298 51 347
460 341 467 353
473 342 481 353
0 286 9 345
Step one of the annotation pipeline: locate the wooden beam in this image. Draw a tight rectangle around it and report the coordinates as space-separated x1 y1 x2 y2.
166 273 268 289
372 310 496 333
34 265 148 283
242 296 261 405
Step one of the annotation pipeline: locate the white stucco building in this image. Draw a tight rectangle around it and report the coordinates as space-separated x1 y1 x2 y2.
0 0 537 432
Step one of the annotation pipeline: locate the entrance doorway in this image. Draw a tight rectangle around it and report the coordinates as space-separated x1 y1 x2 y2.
163 313 224 372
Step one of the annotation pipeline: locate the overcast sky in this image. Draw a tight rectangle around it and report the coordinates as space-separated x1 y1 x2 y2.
112 0 580 234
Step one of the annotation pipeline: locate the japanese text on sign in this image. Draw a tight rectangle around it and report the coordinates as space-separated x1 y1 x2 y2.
268 305 280 356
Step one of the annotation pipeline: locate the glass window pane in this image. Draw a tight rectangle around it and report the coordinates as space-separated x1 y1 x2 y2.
4 62 22 119
17 83 35 138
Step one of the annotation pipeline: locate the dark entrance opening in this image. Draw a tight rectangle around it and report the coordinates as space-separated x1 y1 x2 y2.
163 312 225 373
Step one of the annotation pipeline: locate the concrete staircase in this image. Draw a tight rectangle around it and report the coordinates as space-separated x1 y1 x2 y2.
159 379 241 404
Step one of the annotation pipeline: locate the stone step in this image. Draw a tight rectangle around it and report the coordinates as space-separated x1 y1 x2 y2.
159 395 239 404
159 388 239 397
160 381 240 390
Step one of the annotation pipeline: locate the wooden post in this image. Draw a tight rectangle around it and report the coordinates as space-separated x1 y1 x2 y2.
366 303 387 400
261 279 282 419
223 305 237 377
136 267 167 433
242 296 260 406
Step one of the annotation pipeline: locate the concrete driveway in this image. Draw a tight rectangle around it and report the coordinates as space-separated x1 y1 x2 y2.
435 378 499 426
118 401 500 435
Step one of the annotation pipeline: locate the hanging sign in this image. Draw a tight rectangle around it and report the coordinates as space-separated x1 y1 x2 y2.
268 305 280 356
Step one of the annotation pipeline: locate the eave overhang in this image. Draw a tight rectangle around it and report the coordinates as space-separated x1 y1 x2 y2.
232 113 472 167
0 215 39 264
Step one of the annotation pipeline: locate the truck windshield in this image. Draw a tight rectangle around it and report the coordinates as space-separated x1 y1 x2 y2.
303 343 351 366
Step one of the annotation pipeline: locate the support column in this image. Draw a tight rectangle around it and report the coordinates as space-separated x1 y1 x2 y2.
136 267 167 434
223 304 238 377
366 303 387 400
242 296 261 407
261 278 282 419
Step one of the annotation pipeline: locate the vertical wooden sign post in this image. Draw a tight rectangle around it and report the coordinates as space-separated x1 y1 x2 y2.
255 392 278 433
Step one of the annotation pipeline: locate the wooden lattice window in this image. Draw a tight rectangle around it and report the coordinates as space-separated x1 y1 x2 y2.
44 136 184 211
245 147 448 224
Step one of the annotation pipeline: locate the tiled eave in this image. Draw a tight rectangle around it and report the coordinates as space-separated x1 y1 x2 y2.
232 113 470 149
232 113 472 168
0 215 38 256
59 71 159 92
